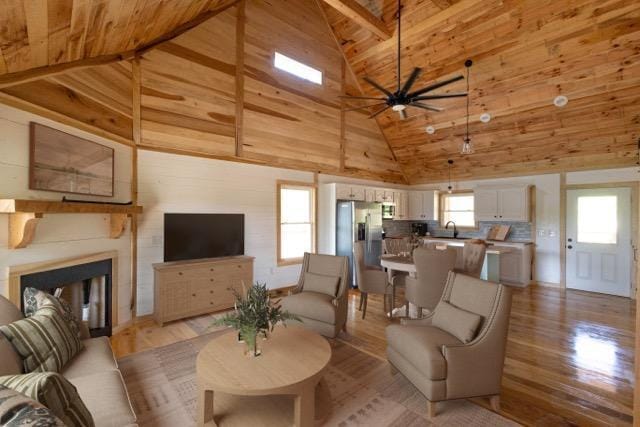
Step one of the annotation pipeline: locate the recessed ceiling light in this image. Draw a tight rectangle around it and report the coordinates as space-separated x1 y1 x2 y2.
425 125 435 134
480 113 491 123
554 95 568 107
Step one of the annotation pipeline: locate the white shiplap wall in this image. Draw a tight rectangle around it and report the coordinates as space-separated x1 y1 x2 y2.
136 150 315 316
0 104 133 325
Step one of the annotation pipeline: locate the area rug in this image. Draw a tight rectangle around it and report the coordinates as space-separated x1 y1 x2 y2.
118 331 519 426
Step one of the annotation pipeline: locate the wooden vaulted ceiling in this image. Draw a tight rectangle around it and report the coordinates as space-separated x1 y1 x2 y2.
321 0 640 183
0 0 638 185
0 0 238 78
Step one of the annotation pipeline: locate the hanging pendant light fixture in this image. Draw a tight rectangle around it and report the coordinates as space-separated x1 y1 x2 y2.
447 159 454 193
460 60 474 155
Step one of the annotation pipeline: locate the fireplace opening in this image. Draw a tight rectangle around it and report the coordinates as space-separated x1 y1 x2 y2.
19 259 112 337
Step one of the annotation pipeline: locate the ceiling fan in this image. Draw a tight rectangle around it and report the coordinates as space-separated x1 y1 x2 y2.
341 0 468 120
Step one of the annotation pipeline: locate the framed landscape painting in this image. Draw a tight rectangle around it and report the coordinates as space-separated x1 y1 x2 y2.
29 122 114 197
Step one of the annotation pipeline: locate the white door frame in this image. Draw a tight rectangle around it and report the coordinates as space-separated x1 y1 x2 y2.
560 180 639 298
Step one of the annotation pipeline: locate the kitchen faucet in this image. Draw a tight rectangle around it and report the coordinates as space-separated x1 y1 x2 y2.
445 221 459 239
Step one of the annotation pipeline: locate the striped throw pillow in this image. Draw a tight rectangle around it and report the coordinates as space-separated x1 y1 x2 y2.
0 384 65 426
0 373 93 427
23 287 81 339
0 307 83 373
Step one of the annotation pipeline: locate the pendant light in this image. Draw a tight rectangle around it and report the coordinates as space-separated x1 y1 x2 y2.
447 159 454 193
460 60 474 155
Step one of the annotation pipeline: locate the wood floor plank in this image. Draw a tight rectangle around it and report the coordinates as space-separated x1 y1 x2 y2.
111 284 635 426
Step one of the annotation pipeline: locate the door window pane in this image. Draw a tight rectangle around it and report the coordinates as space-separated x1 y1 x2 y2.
577 196 617 244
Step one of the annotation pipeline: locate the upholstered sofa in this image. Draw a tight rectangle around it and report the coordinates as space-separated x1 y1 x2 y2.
0 294 137 426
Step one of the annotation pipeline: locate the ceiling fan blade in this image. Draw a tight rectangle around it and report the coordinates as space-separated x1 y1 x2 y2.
410 102 444 112
407 75 464 98
398 109 408 120
399 68 422 96
339 95 387 101
369 105 391 118
412 92 468 101
363 77 393 97
344 103 387 112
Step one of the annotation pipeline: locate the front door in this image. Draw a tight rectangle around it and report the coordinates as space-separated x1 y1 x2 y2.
566 188 632 297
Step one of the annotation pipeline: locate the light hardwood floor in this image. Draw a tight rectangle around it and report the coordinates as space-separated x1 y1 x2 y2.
111 285 635 426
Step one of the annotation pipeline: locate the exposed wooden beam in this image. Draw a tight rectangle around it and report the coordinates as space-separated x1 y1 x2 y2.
0 52 136 89
321 0 392 40
339 59 346 172
0 0 240 89
130 56 141 318
235 0 245 157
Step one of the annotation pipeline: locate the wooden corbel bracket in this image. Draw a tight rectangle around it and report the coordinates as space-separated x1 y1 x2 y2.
9 212 43 249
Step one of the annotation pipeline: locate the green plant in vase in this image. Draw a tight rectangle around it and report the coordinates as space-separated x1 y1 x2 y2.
213 282 301 357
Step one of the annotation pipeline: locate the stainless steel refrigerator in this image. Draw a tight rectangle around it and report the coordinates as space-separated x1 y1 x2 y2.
336 201 383 287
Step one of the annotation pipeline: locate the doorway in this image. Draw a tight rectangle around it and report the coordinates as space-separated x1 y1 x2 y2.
566 187 632 297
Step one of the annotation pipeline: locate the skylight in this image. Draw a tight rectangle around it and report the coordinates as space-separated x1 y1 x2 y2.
274 52 322 85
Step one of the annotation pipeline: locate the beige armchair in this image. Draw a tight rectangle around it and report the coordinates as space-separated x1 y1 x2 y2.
354 241 391 319
280 252 349 338
404 246 457 317
386 271 513 418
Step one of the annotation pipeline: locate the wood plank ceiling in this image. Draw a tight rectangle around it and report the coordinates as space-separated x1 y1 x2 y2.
0 0 237 77
0 0 638 184
321 0 640 183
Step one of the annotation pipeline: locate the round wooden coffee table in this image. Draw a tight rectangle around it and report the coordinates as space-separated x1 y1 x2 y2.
196 325 331 427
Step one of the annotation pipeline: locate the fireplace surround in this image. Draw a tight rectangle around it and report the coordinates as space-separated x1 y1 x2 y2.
8 251 119 337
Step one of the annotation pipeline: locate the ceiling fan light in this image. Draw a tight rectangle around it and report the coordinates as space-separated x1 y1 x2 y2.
425 125 435 134
460 138 474 155
392 104 406 112
554 95 568 107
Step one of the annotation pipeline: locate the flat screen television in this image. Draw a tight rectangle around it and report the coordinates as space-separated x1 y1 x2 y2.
164 213 244 262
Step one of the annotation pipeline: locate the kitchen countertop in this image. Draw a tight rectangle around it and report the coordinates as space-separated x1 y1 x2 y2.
419 237 534 247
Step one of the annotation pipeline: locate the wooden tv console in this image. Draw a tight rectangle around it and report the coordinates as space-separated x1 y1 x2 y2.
153 256 254 326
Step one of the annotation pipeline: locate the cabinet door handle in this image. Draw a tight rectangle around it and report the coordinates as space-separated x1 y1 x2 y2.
178 272 183 275
192 293 196 297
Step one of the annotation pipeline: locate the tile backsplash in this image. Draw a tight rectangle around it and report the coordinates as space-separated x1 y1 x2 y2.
383 220 532 242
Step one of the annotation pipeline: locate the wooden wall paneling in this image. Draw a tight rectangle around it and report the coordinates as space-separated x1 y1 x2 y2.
139 8 237 158
235 0 245 157
241 0 342 170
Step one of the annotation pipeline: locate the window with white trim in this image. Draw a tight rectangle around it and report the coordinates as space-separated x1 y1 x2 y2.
274 52 323 85
441 192 475 227
277 182 316 265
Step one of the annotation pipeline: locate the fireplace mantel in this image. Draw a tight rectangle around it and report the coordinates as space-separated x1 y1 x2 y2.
0 199 143 249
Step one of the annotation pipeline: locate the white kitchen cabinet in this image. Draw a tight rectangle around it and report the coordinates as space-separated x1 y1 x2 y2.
336 184 365 201
365 188 376 202
375 189 394 203
474 186 530 221
393 191 409 220
408 191 438 220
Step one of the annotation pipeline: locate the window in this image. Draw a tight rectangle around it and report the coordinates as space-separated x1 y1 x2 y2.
441 192 475 227
274 52 322 85
577 196 617 244
277 181 316 265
